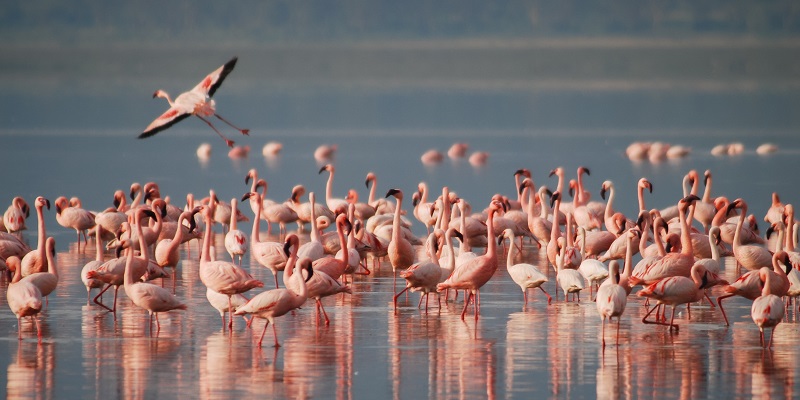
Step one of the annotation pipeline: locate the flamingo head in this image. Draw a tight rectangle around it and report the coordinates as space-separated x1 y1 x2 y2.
386 188 402 199
639 178 653 193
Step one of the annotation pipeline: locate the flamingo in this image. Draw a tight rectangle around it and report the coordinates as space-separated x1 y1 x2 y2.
596 260 627 347
139 57 248 147
730 198 772 271
121 237 187 334
504 229 551 305
437 200 503 320
577 227 610 299
234 255 312 347
751 268 785 348
396 230 446 312
20 197 50 277
312 213 353 282
199 202 264 330
638 263 708 331
764 192 784 225
206 288 250 329
155 209 200 279
19 237 58 304
6 256 43 341
364 172 395 215
297 192 326 262
81 224 107 303
385 189 416 297
555 237 586 302
224 198 248 265
54 196 95 249
3 197 29 233
318 164 348 215
243 191 287 288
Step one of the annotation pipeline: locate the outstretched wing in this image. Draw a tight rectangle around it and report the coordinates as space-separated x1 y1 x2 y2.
139 108 191 139
191 57 238 97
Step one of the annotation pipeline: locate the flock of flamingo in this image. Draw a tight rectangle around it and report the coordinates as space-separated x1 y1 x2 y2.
0 163 796 350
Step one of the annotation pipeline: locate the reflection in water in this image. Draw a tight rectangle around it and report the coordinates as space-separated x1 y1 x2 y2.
4 130 800 398
7 341 55 399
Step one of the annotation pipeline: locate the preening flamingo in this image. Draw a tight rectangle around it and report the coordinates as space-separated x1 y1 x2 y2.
751 268 785 348
6 256 43 341
139 57 248 147
596 260 627 347
223 198 248 265
3 197 29 233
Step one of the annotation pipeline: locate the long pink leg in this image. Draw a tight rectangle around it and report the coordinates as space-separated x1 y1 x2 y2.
272 322 281 348
461 292 473 320
17 317 22 340
601 318 606 347
669 306 679 331
214 114 250 135
540 287 553 305
228 296 234 331
317 299 331 325
717 293 734 326
93 284 113 311
196 115 234 147
616 317 621 345
258 320 270 347
35 317 41 341
393 287 409 310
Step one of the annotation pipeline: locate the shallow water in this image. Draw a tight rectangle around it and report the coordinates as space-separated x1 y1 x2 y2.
1 130 799 399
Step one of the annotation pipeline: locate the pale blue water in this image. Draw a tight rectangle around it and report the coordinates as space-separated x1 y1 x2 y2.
1 42 800 399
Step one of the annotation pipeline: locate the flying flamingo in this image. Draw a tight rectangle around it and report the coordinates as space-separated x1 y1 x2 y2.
596 260 627 347
234 251 312 347
139 57 248 147
242 191 287 288
199 202 264 330
504 229 551 305
224 198 248 265
6 256 43 341
437 200 503 320
752 267 785 348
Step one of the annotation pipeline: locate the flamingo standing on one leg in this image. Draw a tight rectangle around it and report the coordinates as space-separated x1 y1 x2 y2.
139 57 249 147
6 257 43 341
751 267 785 348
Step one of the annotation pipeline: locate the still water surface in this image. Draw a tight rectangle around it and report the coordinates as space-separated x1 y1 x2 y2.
0 130 799 399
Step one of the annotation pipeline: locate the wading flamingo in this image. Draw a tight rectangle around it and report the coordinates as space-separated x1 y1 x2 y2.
6 256 43 341
140 57 248 147
596 260 627 347
751 267 785 348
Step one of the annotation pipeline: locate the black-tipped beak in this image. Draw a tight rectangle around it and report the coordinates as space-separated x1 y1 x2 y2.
318 166 327 174
386 188 400 198
241 192 253 202
600 186 607 200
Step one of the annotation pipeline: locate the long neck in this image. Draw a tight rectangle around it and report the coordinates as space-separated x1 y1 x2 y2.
654 222 667 256
579 228 587 260
251 194 263 243
577 173 587 204
36 205 46 260
639 217 650 255
445 231 456 270
326 170 335 207
550 199 561 242
95 225 104 262
337 220 349 266
368 177 377 205
733 203 746 248
622 234 633 279
136 214 149 265
229 200 238 231
637 184 646 212
46 240 57 279
485 208 497 258
309 194 319 242
605 184 615 221
123 241 136 287
679 204 693 256
460 203 471 252
702 176 713 203
539 189 550 219
202 211 214 263
392 195 403 242
506 231 516 266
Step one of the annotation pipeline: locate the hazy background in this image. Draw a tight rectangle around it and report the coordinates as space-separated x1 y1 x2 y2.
2 1 800 136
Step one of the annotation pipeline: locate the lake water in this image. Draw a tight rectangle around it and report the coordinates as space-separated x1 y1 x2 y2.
1 42 800 399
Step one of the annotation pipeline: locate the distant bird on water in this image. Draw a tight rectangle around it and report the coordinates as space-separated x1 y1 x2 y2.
139 57 249 147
